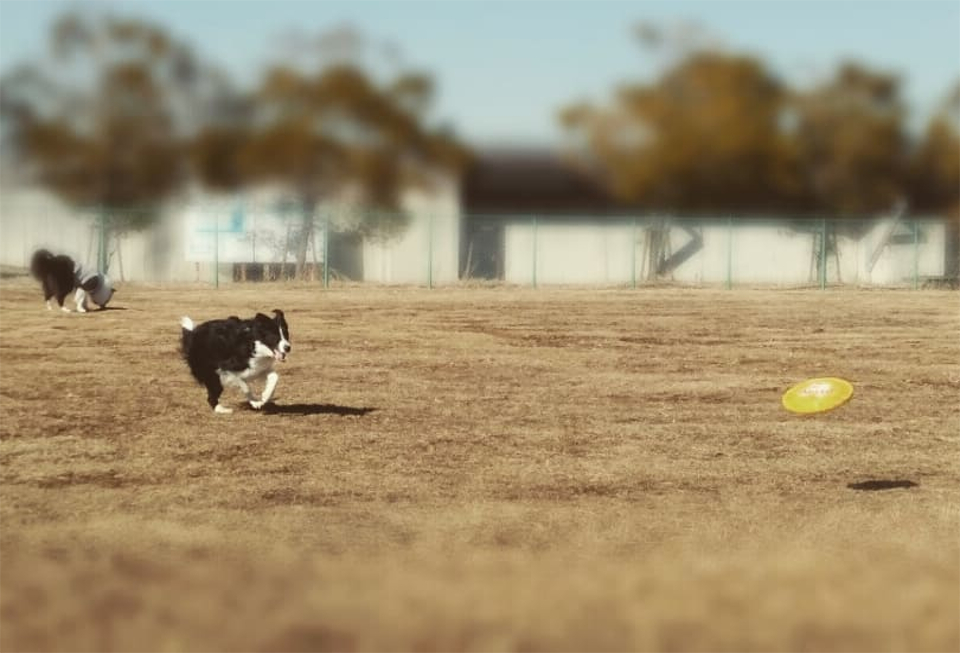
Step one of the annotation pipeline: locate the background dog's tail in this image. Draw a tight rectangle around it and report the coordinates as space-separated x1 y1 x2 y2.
180 316 195 359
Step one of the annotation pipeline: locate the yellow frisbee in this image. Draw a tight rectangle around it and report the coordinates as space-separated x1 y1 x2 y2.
782 377 854 414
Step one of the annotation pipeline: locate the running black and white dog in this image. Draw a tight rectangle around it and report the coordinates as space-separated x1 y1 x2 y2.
180 310 292 413
30 249 115 312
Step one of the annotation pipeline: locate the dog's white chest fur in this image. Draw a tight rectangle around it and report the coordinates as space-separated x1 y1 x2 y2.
225 340 277 381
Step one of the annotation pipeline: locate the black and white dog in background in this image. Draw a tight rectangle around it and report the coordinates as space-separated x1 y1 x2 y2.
30 248 115 312
180 310 292 413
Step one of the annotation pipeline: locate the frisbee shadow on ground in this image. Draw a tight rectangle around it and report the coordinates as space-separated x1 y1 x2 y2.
847 479 918 491
259 402 376 417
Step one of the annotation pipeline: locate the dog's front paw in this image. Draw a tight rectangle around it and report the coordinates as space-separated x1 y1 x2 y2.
214 404 234 414
60 306 71 313
76 305 87 313
249 400 266 410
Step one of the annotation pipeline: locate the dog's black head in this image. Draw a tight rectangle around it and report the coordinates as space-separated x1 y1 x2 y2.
253 309 291 362
30 249 55 279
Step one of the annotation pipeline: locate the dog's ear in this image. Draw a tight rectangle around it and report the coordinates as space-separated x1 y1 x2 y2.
272 309 285 319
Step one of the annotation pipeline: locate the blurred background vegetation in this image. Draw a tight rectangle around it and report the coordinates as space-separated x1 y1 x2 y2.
0 9 957 236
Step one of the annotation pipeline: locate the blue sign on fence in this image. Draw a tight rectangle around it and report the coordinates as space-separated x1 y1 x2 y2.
185 202 298 264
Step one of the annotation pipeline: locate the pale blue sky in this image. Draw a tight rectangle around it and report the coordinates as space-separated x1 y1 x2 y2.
1 0 958 145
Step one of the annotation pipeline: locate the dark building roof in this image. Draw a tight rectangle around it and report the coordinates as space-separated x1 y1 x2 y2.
460 148 629 215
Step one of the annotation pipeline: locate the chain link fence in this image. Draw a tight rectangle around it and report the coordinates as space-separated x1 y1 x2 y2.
1 196 956 289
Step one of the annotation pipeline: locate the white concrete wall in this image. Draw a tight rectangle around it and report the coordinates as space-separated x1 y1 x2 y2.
858 218 945 284
181 193 300 266
176 180 463 285
115 214 196 283
0 188 95 270
1 182 947 287
503 219 948 287
505 221 635 284
0 186 196 282
668 224 814 285
362 178 460 285
0 181 461 284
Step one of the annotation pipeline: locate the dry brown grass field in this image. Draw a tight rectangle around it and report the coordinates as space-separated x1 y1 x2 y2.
1 276 958 652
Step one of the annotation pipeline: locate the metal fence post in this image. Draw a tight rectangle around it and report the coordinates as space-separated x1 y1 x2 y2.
428 212 434 289
213 212 219 289
631 216 637 289
98 208 108 274
323 210 330 289
532 215 538 289
726 216 733 290
820 217 827 290
914 220 920 290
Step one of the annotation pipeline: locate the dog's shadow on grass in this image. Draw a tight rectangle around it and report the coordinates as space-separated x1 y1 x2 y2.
259 402 376 417
847 479 918 491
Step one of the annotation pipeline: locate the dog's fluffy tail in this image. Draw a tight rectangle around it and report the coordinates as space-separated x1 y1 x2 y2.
180 316 195 359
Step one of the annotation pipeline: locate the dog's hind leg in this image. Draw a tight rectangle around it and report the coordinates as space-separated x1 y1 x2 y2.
55 287 71 312
202 374 230 413
74 288 88 313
